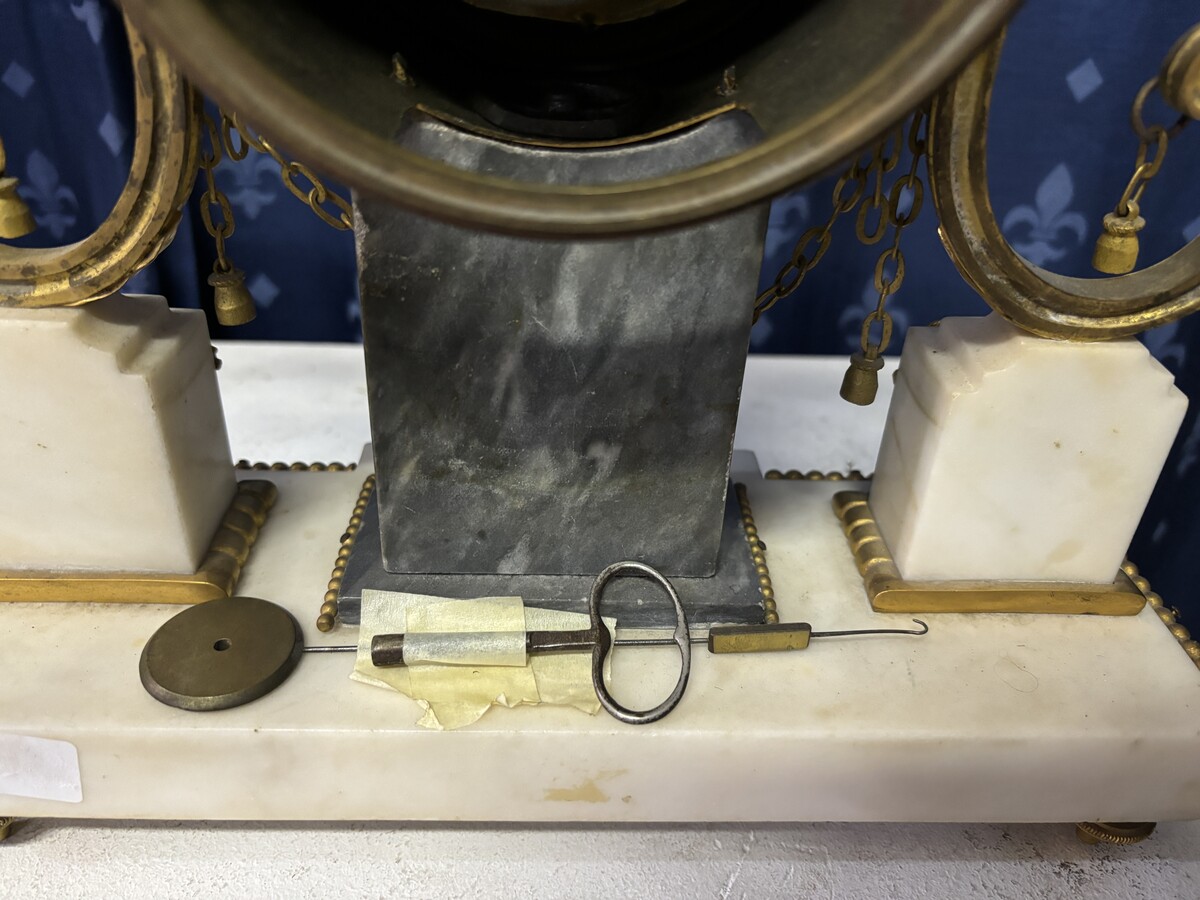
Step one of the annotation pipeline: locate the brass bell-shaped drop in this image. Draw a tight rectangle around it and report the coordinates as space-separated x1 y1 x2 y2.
1092 204 1145 275
209 268 257 326
0 175 35 239
840 350 884 406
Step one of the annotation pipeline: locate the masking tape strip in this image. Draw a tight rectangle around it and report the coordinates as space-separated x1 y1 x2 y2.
0 733 82 803
401 630 528 667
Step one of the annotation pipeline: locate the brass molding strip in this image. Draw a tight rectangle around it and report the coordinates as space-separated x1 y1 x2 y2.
735 483 775 624
316 474 376 633
0 480 276 604
1122 560 1200 670
831 491 1146 616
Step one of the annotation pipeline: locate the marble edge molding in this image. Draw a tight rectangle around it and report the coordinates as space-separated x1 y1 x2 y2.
830 490 1148 618
0 479 277 603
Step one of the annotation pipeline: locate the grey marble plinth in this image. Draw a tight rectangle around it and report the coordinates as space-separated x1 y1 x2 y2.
335 482 765 630
355 110 768 578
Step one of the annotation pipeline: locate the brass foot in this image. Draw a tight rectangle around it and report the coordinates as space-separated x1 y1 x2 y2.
0 817 14 842
1075 821 1156 845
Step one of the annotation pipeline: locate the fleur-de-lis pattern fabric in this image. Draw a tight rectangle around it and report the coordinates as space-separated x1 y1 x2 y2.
18 148 77 239
1001 163 1090 267
2 0 1199 609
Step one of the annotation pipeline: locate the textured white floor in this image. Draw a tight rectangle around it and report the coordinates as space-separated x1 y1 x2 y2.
4 343 1197 899
3 819 1198 899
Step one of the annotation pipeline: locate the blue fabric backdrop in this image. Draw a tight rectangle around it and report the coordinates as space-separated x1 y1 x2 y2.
3 0 1199 611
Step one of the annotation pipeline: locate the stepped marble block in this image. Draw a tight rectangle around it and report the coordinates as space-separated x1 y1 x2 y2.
0 295 235 574
870 314 1187 583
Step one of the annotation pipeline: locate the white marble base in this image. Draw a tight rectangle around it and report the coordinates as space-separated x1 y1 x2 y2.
0 296 236 575
3 468 1199 823
871 315 1187 583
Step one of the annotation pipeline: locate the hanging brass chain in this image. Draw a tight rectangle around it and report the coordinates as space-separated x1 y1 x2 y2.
193 106 356 322
752 120 911 324
854 123 904 246
840 109 927 406
752 173 855 323
1119 78 1188 215
197 110 256 325
220 109 354 231
750 108 927 404
198 111 235 274
859 109 926 360
1093 77 1190 275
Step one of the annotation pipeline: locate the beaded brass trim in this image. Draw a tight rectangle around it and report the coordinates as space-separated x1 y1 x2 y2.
236 460 357 472
316 474 375 632
0 479 277 604
0 817 13 842
735 483 776 624
1123 560 1200 670
831 490 1146 616
317 477 771 628
766 469 871 481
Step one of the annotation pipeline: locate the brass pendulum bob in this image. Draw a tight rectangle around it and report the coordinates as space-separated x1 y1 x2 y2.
209 267 257 326
1092 200 1145 275
0 175 35 239
840 349 884 406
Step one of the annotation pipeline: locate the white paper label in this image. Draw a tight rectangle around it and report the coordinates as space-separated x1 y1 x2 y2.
0 733 82 803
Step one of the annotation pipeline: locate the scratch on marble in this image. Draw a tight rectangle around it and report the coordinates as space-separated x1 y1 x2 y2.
994 655 1040 693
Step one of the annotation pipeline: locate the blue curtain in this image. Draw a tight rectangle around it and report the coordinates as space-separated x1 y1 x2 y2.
3 0 1198 611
